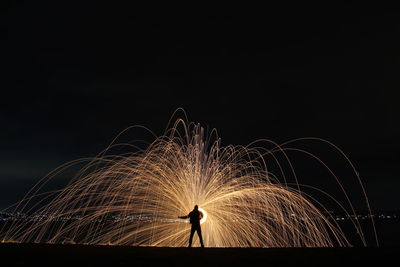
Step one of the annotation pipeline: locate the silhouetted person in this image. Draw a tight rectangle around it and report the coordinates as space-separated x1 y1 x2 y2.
178 205 204 247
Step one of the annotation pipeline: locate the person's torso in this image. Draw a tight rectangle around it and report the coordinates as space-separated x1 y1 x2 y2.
189 210 200 224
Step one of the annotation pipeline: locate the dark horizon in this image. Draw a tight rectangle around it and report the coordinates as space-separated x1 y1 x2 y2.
1 4 400 211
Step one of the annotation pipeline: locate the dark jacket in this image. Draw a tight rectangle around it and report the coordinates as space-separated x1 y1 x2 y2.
182 209 203 225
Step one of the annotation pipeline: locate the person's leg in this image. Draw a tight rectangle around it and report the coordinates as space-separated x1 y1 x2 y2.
189 226 195 247
197 226 204 247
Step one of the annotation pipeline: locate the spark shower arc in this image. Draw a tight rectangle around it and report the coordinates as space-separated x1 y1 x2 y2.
0 112 377 247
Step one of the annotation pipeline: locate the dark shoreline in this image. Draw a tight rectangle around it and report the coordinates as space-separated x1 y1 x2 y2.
0 242 398 267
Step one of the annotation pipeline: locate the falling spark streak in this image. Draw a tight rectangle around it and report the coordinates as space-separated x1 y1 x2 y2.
0 111 377 247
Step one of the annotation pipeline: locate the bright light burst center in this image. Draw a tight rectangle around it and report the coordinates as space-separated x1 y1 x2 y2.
198 208 207 225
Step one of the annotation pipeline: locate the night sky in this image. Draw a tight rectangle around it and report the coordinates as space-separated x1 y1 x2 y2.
1 3 399 210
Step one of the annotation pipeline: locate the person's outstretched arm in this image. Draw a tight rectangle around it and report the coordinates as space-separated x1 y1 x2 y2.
178 214 189 219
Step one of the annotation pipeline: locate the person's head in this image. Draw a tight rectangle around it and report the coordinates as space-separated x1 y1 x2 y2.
194 205 198 210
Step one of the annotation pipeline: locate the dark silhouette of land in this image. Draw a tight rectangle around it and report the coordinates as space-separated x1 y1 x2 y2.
0 242 397 267
178 205 204 247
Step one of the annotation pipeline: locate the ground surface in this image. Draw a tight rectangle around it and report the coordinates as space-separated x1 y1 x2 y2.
0 243 397 267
